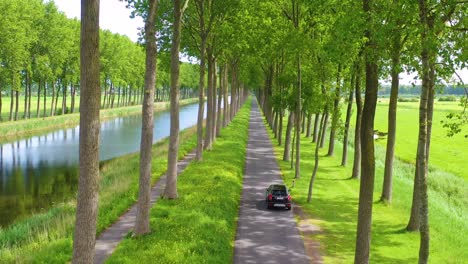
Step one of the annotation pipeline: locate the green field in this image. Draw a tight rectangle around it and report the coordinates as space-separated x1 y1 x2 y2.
266 101 467 263
372 99 467 180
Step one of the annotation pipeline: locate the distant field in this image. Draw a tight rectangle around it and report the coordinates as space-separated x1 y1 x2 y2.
1 96 83 122
370 99 467 180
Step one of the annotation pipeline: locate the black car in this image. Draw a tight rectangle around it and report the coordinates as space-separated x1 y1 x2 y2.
265 184 291 210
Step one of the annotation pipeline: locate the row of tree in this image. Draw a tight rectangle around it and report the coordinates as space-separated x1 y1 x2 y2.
0 0 201 122
379 84 467 96
72 0 251 262
68 0 466 263
247 0 465 264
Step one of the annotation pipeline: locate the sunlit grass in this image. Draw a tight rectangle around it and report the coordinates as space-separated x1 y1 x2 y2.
106 99 251 264
0 125 198 263
265 110 467 263
372 100 467 180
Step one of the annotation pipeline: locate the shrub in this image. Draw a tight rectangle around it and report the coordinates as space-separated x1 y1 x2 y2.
397 97 419 102
438 95 458 102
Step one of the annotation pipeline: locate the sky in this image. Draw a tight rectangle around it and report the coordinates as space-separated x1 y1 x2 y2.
51 0 466 86
52 0 143 42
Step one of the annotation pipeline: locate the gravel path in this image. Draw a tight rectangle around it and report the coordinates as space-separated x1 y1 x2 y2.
233 99 310 264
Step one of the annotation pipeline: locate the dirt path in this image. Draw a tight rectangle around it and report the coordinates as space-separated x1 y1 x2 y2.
233 99 310 264
93 151 196 264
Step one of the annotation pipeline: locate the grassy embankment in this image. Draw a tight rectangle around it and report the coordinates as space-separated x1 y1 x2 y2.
105 99 252 263
0 122 198 263
265 100 467 263
0 98 197 143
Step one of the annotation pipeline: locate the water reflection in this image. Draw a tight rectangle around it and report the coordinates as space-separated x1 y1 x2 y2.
0 103 205 227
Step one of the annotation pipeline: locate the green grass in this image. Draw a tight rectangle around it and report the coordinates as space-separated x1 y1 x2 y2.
265 109 467 263
105 99 252 264
0 125 199 263
0 98 197 143
372 99 468 180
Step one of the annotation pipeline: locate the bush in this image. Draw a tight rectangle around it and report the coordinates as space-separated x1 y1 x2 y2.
397 97 419 102
438 95 458 102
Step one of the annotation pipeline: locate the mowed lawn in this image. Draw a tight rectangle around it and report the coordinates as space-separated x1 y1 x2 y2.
265 100 467 263
372 99 467 180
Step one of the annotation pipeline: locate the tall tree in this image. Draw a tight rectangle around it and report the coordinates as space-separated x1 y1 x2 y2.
164 0 190 199
352 60 363 179
72 0 100 263
354 0 379 262
134 0 158 236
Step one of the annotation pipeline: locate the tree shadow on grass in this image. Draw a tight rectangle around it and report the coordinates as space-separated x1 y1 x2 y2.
302 195 417 263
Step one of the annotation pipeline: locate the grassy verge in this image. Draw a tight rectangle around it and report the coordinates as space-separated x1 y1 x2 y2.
105 98 252 264
0 125 199 263
264 114 467 263
0 98 197 143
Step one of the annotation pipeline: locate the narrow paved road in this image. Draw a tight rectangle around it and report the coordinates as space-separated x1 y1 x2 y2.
234 99 309 264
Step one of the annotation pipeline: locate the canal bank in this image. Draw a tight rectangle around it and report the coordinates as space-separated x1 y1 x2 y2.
0 125 199 262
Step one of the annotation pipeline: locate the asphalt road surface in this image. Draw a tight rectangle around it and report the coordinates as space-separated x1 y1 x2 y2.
233 99 309 264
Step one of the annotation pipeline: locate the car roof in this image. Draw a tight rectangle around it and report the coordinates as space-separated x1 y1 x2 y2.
269 184 287 190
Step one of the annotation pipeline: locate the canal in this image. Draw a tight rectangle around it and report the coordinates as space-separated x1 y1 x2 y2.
0 103 204 227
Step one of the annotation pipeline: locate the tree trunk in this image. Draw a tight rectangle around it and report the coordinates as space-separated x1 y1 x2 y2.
230 63 238 121
313 113 320 143
211 58 218 141
328 64 342 156
195 29 206 161
278 110 284 146
14 90 19 121
307 111 326 202
416 2 434 261
36 80 41 118
9 87 14 121
295 55 302 179
111 84 116 108
273 109 279 138
354 0 379 261
102 81 108 108
23 72 29 119
54 84 61 115
72 0 100 263
71 84 76 113
342 76 355 167
50 83 56 117
223 62 228 128
352 63 363 180
283 112 294 161
134 0 158 236
216 64 222 137
306 112 312 137
301 111 306 133
381 36 401 203
319 111 328 148
204 49 213 151
164 0 184 199
43 82 47 117
62 82 67 115
27 76 32 118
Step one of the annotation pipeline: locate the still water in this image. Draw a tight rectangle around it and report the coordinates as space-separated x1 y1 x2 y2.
0 103 204 227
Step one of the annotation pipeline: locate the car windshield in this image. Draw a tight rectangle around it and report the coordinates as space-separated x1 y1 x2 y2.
272 190 287 196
